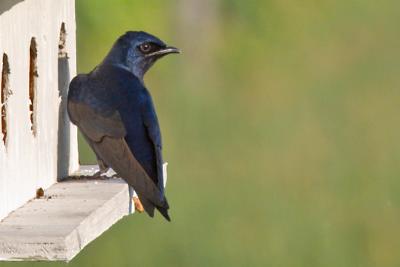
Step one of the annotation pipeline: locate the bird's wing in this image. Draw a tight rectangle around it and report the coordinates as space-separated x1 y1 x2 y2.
141 93 165 193
67 75 170 220
67 101 126 142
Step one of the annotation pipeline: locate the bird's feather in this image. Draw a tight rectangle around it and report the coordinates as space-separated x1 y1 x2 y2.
68 101 126 142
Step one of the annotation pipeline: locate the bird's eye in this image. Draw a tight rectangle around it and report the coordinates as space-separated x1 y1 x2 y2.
139 43 153 54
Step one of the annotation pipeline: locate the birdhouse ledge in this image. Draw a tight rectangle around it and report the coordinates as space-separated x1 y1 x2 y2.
0 165 131 262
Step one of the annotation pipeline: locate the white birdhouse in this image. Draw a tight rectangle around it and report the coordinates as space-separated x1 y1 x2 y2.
0 0 79 221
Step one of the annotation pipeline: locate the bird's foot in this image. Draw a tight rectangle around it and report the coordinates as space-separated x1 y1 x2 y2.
91 169 108 179
133 197 144 213
90 159 113 179
91 171 102 178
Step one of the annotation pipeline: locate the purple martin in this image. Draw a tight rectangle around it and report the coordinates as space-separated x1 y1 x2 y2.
67 31 180 221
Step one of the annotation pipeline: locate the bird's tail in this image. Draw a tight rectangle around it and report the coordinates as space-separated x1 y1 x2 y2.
140 194 171 221
156 198 171 221
91 136 171 221
156 206 171 221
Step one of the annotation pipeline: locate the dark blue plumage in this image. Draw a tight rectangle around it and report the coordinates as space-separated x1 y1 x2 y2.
67 31 179 220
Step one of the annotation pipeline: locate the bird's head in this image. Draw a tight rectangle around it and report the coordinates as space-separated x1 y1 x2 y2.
103 31 180 79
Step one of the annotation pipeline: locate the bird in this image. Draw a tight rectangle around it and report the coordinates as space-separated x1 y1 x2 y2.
67 31 180 221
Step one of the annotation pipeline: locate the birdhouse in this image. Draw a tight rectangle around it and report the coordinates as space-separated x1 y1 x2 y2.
0 0 79 222
0 0 131 261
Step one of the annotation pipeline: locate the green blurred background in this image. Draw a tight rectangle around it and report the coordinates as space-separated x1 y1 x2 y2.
3 0 400 266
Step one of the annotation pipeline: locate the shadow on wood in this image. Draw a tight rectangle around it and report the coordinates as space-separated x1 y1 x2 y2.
57 23 71 180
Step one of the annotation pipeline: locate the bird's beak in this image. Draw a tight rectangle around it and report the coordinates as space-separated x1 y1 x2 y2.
160 46 181 55
146 46 181 57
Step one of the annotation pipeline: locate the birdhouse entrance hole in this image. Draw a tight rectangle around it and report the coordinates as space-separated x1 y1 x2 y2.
1 53 10 146
29 37 38 136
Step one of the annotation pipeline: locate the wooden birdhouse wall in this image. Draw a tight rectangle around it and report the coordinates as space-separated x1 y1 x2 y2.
0 0 79 220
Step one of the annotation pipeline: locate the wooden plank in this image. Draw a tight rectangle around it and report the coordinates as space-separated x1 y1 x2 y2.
0 172 130 261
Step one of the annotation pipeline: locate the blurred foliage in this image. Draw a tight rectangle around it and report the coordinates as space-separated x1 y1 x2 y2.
2 0 400 266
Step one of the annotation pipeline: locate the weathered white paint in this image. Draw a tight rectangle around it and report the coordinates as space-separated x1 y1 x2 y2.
0 176 130 261
0 0 79 220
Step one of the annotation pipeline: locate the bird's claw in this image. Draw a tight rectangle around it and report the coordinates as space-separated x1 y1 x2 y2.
91 170 103 179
